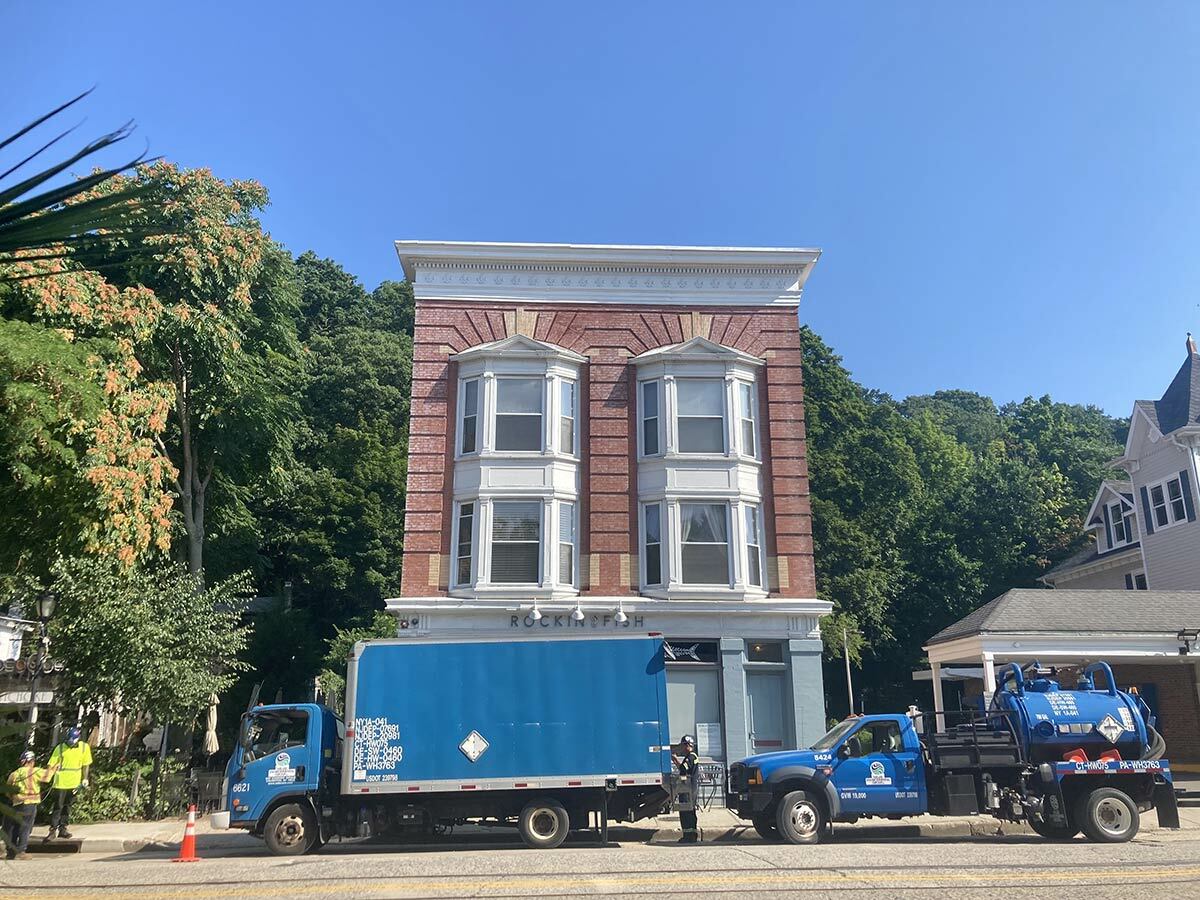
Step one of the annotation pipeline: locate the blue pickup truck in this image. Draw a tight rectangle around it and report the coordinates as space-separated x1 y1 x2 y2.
727 662 1180 844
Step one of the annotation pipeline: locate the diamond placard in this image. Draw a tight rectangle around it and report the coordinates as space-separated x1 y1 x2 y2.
459 730 489 763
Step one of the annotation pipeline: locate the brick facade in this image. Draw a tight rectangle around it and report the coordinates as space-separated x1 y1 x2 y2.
1110 663 1200 764
400 302 816 600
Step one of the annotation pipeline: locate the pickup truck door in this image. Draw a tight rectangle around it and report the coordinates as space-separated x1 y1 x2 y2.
832 718 924 816
229 706 320 825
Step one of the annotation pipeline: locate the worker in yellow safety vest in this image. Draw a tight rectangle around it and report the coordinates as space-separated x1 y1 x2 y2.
43 727 92 842
5 750 56 859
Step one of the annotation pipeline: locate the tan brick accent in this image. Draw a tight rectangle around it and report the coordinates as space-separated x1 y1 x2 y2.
619 553 631 587
589 553 601 588
426 553 441 588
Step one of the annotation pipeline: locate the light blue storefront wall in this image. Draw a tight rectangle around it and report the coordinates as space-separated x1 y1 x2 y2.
788 636 827 747
719 637 750 762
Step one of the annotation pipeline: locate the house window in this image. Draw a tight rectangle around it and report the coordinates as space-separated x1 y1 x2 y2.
744 505 763 587
738 382 757 457
676 379 725 453
1150 476 1187 529
1109 501 1134 547
558 501 575 585
490 501 541 583
746 641 783 663
680 502 729 584
644 504 663 586
495 378 543 451
641 381 660 455
455 502 475 585
1134 571 1148 590
460 379 479 454
559 380 576 455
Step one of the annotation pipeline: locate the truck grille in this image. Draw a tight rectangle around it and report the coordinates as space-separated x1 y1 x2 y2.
727 763 748 793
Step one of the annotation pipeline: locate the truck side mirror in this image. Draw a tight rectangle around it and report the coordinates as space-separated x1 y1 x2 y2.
837 743 852 760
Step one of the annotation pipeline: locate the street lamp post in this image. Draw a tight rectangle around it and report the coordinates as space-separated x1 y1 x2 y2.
25 591 57 747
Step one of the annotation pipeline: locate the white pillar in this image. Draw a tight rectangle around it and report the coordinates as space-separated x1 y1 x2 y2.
982 654 997 707
931 661 945 733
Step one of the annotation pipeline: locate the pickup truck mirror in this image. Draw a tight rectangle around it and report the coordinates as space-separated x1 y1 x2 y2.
837 742 853 760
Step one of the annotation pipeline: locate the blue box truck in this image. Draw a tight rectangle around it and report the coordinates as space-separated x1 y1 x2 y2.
213 634 674 854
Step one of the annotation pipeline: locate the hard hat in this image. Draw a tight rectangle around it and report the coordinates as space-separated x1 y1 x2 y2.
681 734 696 746
67 727 81 744
19 750 35 764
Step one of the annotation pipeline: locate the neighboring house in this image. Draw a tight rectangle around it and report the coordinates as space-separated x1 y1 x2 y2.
1042 335 1200 591
388 240 832 771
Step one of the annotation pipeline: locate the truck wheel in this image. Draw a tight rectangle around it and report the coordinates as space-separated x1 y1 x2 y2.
1028 816 1080 840
1078 788 1139 843
263 803 319 856
775 790 825 844
518 798 570 849
752 815 779 841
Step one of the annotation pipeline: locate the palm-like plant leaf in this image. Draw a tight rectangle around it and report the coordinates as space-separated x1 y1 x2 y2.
0 89 169 278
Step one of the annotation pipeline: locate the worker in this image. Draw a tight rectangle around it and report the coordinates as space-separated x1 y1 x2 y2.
44 726 92 842
5 750 56 859
673 734 700 843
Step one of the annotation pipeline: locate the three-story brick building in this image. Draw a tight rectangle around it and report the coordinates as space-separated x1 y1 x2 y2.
388 241 831 770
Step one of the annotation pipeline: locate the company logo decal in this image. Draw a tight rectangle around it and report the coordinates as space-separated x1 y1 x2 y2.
866 760 892 786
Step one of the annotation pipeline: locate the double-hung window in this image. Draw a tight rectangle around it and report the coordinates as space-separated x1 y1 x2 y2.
460 379 479 454
641 381 661 455
558 501 576 584
643 504 663 586
680 502 730 584
495 378 543 451
455 502 475 585
1150 477 1187 529
559 380 576 455
738 382 757 457
676 379 725 453
1108 501 1133 547
490 501 541 583
744 505 763 587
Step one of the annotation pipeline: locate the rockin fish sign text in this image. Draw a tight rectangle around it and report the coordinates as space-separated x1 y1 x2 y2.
510 613 646 629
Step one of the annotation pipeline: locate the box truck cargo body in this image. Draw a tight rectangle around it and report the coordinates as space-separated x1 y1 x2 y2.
217 634 674 854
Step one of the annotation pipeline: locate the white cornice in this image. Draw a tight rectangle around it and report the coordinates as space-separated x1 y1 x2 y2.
395 240 821 308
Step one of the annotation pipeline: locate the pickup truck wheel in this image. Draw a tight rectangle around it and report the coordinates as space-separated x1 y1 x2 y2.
518 798 570 849
776 790 825 844
751 815 779 841
1078 788 1139 843
263 803 318 856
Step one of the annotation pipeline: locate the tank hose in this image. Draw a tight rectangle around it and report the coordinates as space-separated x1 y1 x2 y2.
1141 725 1166 761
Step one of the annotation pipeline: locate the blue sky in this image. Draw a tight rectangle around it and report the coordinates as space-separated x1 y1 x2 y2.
6 2 1200 415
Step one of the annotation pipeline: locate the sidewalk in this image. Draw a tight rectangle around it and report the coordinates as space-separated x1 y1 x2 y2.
27 801 1200 854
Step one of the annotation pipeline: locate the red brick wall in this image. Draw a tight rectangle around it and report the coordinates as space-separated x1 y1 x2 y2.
1109 664 1200 764
400 301 817 599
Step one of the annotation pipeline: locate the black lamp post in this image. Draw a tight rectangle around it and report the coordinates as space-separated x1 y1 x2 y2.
25 591 57 747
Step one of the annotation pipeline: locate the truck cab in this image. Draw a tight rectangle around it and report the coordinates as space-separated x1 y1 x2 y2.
728 714 928 842
220 703 342 852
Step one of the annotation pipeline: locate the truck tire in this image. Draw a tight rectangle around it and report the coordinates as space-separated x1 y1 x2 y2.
1077 788 1140 843
518 798 570 849
263 803 319 856
751 815 779 841
775 790 825 844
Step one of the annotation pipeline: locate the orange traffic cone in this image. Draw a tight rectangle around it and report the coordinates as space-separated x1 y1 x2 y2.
173 804 201 862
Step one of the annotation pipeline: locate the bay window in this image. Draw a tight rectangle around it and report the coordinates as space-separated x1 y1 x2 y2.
644 503 663 586
680 502 730 584
490 500 541 583
495 378 543 451
676 379 725 453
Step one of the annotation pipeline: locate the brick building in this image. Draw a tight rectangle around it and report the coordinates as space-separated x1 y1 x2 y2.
388 241 832 768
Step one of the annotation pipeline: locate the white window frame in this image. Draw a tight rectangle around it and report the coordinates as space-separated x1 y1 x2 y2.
675 377 728 455
559 379 577 457
1148 476 1188 531
678 501 733 586
558 500 577 587
1132 569 1148 590
452 501 476 587
744 504 764 588
639 379 663 457
642 502 664 587
737 380 759 459
493 376 545 453
458 378 480 456
488 499 543 585
1107 500 1133 548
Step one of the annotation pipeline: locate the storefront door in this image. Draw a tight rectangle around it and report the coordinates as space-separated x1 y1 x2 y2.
666 667 723 760
747 671 786 753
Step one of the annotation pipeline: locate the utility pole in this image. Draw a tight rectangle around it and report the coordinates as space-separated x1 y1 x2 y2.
843 627 855 717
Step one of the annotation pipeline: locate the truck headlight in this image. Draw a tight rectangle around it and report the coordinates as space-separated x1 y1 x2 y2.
748 768 762 786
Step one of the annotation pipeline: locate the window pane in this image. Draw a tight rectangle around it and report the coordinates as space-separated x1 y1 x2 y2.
642 381 658 417
1156 506 1170 527
1152 485 1165 505
682 544 729 584
678 418 724 452
497 378 543 413
645 505 661 543
643 416 659 455
457 503 474 584
464 380 478 414
559 502 575 543
748 552 762 587
1172 498 1187 521
559 501 575 585
492 502 540 540
681 504 727 543
491 544 540 583
495 415 542 450
462 416 477 454
747 641 783 663
1168 479 1182 501
560 381 575 454
744 506 759 543
1135 573 1147 590
741 419 755 456
677 379 724 415
645 544 662 586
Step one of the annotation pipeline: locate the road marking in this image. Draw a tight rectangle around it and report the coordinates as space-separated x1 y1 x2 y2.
14 864 1200 898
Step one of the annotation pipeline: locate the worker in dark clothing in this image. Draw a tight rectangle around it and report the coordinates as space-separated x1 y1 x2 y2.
673 734 700 843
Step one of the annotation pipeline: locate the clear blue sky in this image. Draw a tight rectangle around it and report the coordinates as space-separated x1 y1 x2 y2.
6 2 1200 415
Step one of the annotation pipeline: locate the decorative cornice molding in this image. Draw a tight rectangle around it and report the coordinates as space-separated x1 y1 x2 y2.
395 241 821 308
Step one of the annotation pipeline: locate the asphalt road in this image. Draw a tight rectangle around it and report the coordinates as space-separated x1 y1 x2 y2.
3 831 1200 900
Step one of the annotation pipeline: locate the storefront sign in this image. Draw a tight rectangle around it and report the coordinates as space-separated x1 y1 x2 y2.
510 614 645 629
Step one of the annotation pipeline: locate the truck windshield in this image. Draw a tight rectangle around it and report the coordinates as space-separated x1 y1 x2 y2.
811 718 859 751
241 709 309 763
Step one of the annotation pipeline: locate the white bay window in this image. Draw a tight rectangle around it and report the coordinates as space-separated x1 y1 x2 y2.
677 379 726 454
494 378 543 452
490 500 541 583
680 503 730 584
